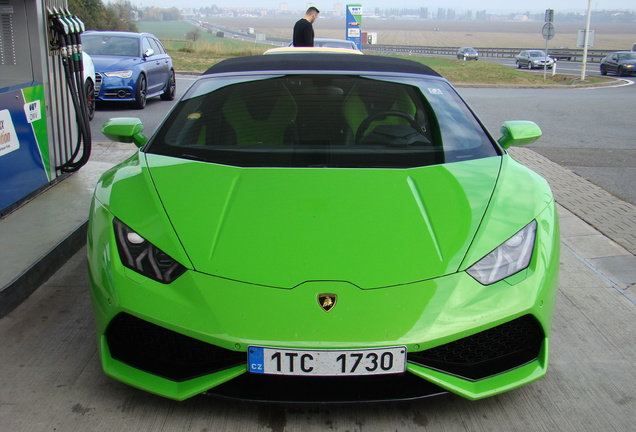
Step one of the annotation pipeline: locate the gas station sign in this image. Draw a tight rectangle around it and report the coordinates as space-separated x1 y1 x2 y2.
0 84 50 211
346 4 362 50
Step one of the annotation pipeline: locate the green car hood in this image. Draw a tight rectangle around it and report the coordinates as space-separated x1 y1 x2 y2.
144 154 501 289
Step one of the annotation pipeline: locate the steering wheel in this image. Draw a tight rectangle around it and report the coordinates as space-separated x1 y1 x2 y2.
355 110 418 144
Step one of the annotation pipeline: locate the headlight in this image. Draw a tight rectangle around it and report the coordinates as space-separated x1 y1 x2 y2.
467 220 537 285
103 70 133 79
114 218 186 283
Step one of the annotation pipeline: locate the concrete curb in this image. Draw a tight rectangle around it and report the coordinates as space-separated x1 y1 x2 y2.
0 223 87 318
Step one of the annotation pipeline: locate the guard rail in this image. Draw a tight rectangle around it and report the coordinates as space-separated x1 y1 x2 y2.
362 44 613 62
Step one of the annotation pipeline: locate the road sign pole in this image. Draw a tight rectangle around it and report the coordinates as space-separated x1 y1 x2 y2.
543 39 556 82
542 12 555 82
581 0 592 80
544 37 549 81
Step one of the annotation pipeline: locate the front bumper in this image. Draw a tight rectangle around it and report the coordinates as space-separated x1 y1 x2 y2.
88 200 559 401
95 72 136 102
100 312 548 402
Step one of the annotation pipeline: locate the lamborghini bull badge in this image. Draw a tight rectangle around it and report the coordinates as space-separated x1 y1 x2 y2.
318 294 337 312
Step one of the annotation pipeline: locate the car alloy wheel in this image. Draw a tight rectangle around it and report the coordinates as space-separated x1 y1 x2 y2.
527 62 532 70
617 66 624 77
160 70 176 101
84 79 95 120
600 66 607 76
133 74 147 110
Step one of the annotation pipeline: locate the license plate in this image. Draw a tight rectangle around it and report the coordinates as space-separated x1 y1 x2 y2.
248 346 406 376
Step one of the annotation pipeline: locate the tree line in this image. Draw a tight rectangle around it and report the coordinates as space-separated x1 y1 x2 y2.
372 7 636 23
68 0 181 32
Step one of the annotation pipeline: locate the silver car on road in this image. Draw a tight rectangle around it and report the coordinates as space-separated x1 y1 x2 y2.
515 50 554 69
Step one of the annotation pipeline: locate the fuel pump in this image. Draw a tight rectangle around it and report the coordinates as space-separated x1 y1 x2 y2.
0 0 99 214
48 7 91 173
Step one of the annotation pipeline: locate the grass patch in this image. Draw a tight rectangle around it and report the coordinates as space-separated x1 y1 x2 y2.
163 40 266 73
393 55 614 86
396 55 543 85
138 20 263 49
136 20 196 40
138 20 267 73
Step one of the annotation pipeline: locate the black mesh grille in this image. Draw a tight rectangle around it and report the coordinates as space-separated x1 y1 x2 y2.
408 315 544 381
105 313 544 389
105 313 245 382
94 72 102 94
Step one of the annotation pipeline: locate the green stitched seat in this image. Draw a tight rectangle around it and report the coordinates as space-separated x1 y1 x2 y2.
222 83 297 146
343 83 417 143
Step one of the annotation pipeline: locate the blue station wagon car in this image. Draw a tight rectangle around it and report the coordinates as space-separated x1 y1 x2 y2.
82 31 176 109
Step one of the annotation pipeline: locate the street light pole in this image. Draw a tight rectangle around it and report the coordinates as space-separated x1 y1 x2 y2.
581 0 592 80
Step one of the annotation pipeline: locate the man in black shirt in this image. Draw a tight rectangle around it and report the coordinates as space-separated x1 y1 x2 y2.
293 6 320 47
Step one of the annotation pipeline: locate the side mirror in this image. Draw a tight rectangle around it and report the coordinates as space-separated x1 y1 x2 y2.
497 121 542 149
143 48 155 58
102 117 148 148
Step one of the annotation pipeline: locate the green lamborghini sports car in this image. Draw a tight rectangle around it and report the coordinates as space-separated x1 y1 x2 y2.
87 53 559 402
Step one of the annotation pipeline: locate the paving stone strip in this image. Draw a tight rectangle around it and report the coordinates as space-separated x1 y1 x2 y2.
509 147 636 256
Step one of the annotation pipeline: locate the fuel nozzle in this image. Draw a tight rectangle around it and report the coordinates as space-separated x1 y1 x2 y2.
47 6 93 173
48 7 71 55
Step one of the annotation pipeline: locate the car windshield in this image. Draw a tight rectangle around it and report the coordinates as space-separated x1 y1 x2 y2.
529 51 546 57
82 35 140 57
147 74 498 168
316 40 356 49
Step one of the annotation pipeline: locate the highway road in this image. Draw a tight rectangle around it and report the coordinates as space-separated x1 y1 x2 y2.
477 56 606 78
460 81 636 206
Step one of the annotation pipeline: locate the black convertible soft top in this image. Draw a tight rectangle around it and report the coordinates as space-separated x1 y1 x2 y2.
203 53 441 77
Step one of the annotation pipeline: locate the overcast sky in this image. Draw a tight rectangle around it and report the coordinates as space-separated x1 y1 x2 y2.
129 1 635 13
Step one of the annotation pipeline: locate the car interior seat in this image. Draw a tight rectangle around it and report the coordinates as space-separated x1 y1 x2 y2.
222 81 298 146
343 82 419 144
